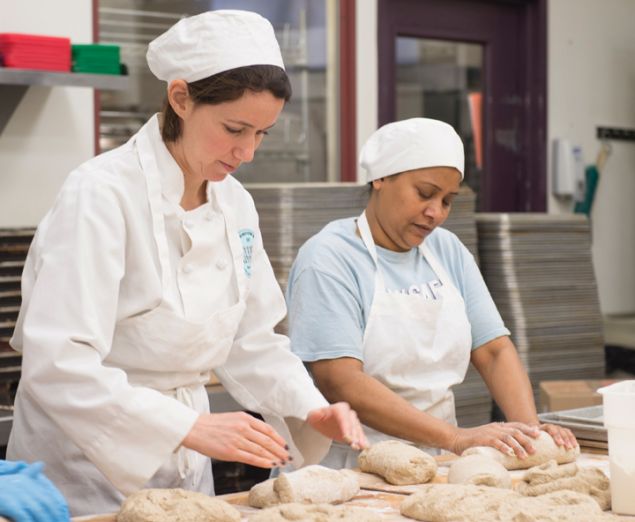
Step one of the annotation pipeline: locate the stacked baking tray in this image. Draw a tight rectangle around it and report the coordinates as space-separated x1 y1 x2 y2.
476 214 605 410
0 33 71 72
247 183 489 427
0 228 34 406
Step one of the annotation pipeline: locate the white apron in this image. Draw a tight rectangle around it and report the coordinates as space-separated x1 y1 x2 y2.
8 126 249 516
321 211 472 468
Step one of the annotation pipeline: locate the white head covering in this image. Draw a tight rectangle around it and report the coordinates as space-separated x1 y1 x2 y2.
146 10 285 83
360 118 464 182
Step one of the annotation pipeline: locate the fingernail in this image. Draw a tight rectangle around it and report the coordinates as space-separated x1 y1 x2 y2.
284 444 289 450
288 456 294 461
271 461 278 467
279 461 286 466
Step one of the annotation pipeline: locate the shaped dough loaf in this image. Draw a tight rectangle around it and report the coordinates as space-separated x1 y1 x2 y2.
358 440 437 485
462 430 579 470
248 465 359 508
400 483 616 522
516 460 611 510
248 502 382 522
116 488 240 522
448 454 512 488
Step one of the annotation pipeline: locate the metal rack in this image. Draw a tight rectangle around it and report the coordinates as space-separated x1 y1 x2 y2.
0 68 129 134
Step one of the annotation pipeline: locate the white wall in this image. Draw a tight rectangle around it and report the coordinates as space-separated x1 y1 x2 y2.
548 0 635 314
0 3 95 227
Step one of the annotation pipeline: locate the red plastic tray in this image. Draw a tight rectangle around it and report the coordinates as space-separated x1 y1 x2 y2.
0 33 71 72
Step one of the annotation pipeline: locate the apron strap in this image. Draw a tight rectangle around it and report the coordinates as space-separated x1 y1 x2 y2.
357 211 386 291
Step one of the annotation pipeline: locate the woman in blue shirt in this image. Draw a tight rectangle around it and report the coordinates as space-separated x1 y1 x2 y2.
286 118 577 468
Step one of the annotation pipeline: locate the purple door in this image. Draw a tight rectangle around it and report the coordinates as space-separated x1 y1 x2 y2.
378 0 547 212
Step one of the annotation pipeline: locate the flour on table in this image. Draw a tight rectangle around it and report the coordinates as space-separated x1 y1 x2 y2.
116 488 240 522
462 430 579 470
358 440 437 485
515 459 611 510
400 483 618 521
447 454 512 488
247 465 359 508
248 502 382 522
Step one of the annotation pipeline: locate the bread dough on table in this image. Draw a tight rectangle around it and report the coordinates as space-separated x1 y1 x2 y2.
400 483 617 522
116 488 240 522
447 454 512 488
515 460 611 510
358 440 437 485
247 465 359 508
247 502 382 522
462 430 579 470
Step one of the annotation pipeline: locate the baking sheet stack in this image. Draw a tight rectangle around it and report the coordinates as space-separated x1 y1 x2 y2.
475 213 605 409
247 183 488 427
0 228 34 404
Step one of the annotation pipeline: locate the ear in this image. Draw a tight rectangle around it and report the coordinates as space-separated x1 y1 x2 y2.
167 79 190 119
371 178 385 191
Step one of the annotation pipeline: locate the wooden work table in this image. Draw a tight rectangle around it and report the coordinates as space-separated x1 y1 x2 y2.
32 452 628 521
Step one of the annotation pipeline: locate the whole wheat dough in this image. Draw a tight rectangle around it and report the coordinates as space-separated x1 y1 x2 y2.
116 488 240 522
247 465 359 508
462 430 579 470
248 502 383 522
400 483 618 522
447 454 512 488
515 460 611 510
358 440 437 485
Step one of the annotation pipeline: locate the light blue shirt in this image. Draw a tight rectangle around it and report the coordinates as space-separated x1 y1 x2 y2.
286 217 510 362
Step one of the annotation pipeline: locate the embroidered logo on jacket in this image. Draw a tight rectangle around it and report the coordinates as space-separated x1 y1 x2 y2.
238 229 254 277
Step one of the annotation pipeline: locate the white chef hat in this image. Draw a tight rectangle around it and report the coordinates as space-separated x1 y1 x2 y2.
360 118 464 183
146 10 285 83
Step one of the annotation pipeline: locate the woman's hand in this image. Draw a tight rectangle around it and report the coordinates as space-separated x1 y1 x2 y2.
181 412 290 468
449 421 541 458
306 402 368 451
538 423 578 450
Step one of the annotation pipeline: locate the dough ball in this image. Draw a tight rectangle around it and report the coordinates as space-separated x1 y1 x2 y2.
516 460 611 510
462 430 579 470
448 454 512 488
116 488 240 522
358 440 437 485
247 465 359 508
248 502 382 522
400 483 614 522
248 478 278 508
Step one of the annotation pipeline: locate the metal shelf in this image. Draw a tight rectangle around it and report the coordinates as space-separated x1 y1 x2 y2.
0 68 130 134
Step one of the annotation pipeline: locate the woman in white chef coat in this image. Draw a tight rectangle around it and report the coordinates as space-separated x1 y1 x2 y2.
286 118 577 468
7 10 366 517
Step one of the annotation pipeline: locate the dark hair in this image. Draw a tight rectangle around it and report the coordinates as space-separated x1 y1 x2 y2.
161 64 292 142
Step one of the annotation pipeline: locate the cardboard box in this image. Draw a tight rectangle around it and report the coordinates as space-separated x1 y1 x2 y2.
539 379 618 412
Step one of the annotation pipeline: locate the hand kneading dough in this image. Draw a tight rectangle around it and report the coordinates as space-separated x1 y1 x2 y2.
248 502 382 522
516 460 611 510
448 454 512 488
400 483 617 522
462 430 579 470
116 488 240 522
247 465 359 508
358 440 437 485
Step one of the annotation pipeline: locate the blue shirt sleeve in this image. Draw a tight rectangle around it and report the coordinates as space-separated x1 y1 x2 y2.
287 266 365 362
427 229 510 350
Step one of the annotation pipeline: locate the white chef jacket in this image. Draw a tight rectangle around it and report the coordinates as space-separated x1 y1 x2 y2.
7 114 330 514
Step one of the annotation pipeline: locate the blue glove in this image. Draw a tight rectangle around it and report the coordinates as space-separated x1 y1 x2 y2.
0 460 70 522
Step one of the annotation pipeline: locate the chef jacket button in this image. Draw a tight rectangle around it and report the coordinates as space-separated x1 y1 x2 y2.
205 211 215 221
182 263 194 274
183 219 194 229
216 259 227 270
